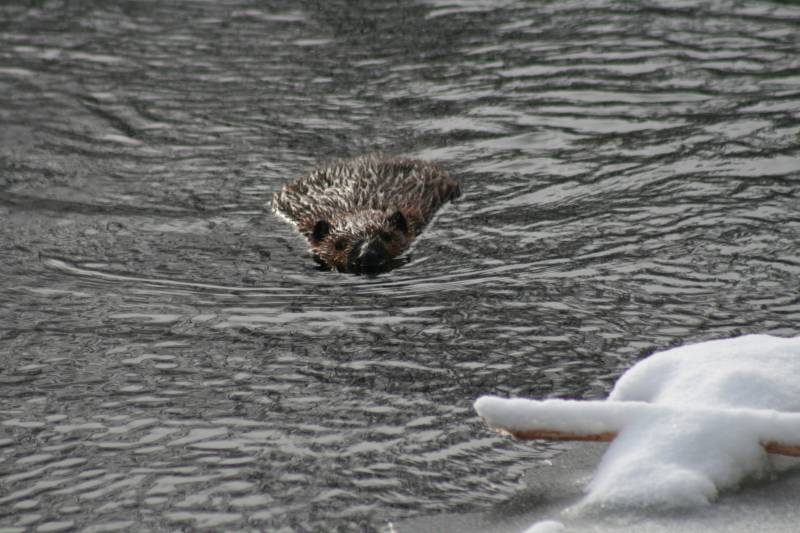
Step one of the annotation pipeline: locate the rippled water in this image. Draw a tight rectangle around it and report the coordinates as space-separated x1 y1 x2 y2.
1 0 799 531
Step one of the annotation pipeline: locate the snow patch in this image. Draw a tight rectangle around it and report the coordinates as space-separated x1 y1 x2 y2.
476 334 800 511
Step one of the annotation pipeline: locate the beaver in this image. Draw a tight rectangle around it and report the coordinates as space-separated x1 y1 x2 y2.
272 155 460 274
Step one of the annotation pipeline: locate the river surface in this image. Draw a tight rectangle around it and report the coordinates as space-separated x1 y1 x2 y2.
1 1 799 531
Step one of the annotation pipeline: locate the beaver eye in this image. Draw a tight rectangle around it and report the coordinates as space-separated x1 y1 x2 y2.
334 239 348 251
379 232 393 242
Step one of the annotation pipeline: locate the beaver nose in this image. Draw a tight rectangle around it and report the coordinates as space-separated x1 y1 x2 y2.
353 240 388 274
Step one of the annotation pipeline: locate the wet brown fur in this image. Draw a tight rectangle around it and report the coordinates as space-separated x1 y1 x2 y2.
272 155 460 273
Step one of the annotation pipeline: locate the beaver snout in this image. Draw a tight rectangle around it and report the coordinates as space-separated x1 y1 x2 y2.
348 239 389 274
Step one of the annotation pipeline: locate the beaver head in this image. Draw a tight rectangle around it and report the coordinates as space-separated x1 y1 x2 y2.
308 209 412 274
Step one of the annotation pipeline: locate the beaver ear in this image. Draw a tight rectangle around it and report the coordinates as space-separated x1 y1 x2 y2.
387 211 408 233
311 220 331 242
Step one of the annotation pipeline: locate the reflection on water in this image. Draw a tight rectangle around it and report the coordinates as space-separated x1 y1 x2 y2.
1 0 799 530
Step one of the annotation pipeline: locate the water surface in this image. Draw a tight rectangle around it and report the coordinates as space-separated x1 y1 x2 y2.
1 0 799 531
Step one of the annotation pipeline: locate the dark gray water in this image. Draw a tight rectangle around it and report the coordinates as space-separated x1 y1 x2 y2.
1 0 799 531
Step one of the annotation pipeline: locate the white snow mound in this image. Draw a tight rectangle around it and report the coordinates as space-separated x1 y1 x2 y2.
476 334 800 510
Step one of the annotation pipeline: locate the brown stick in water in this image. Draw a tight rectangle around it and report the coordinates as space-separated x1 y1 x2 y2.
490 426 800 457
